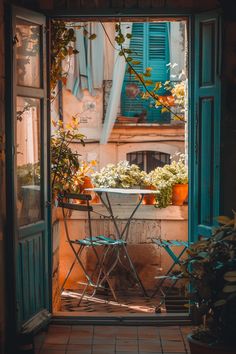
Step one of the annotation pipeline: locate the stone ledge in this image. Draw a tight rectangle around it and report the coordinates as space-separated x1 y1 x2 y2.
62 204 188 221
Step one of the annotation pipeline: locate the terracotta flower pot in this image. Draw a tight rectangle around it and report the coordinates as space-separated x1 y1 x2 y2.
187 334 235 354
80 176 93 191
172 183 188 206
80 176 100 204
142 185 157 205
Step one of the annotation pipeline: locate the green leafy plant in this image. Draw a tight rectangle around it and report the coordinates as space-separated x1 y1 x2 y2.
181 217 236 346
147 154 188 208
51 118 85 196
91 160 147 189
50 21 97 100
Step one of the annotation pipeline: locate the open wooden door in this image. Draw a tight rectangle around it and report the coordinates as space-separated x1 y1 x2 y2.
190 12 221 241
5 5 51 344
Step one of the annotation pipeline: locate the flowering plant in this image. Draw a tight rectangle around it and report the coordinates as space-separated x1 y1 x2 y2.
91 160 147 189
147 154 188 208
51 117 85 196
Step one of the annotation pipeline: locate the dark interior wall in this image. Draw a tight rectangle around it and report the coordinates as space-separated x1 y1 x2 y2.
220 19 236 215
8 0 220 12
0 0 5 351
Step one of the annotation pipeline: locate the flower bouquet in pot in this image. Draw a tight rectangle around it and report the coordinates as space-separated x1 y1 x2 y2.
147 153 188 208
91 160 147 204
181 216 236 354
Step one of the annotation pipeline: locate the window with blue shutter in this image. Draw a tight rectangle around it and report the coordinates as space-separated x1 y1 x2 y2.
121 22 170 124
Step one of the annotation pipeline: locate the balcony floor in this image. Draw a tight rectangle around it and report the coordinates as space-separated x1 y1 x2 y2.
60 287 187 315
35 324 192 354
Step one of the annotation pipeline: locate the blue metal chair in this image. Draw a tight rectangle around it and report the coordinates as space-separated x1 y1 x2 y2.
58 192 126 304
152 238 191 311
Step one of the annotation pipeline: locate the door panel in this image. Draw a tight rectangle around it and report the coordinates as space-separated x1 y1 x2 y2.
10 6 50 332
191 13 221 240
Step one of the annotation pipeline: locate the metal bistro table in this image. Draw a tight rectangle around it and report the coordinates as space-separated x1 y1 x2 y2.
86 187 159 297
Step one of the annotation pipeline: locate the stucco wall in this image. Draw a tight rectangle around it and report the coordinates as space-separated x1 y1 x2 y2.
58 205 188 292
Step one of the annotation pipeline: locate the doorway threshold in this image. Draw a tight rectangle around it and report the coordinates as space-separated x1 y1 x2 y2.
52 312 191 326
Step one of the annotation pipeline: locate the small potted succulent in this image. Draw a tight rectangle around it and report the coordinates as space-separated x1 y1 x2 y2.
181 216 236 354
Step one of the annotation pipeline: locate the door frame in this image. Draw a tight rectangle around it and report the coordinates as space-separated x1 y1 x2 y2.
4 4 223 336
4 4 52 351
48 11 193 322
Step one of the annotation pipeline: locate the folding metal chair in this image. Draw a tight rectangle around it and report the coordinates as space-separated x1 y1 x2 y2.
151 238 191 311
58 192 126 304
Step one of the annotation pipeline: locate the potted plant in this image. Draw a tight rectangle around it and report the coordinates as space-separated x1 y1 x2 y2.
181 217 236 354
51 117 85 199
91 160 147 204
147 154 188 208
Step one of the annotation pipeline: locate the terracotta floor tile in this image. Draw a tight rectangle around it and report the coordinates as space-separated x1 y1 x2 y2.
40 350 66 354
68 336 93 344
92 343 115 352
71 325 93 333
67 343 92 351
67 351 91 354
116 352 138 354
44 334 69 345
48 325 71 332
35 324 191 354
139 352 162 354
42 343 67 350
139 340 162 352
116 342 139 352
93 336 116 344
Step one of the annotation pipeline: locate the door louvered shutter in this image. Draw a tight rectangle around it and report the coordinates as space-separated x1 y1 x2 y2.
121 22 170 123
147 22 170 123
121 23 145 118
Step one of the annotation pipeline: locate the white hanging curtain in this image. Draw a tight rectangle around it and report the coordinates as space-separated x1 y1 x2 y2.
66 22 104 99
100 22 133 144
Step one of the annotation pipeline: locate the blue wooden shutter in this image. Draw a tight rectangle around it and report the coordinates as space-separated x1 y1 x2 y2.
190 13 221 241
121 22 170 123
147 22 170 123
121 23 145 117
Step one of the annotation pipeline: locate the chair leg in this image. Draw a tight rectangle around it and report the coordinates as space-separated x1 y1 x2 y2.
121 244 148 297
151 246 187 298
60 246 83 294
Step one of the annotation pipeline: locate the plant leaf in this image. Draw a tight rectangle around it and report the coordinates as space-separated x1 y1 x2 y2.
223 285 236 293
214 299 226 307
224 271 236 282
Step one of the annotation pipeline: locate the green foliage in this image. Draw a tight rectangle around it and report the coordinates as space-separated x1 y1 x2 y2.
147 154 188 208
181 219 236 346
50 21 77 98
50 21 96 99
91 160 147 189
51 118 85 196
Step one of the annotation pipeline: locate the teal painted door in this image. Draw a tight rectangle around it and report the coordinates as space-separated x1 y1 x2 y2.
11 7 51 331
121 22 170 123
190 12 221 241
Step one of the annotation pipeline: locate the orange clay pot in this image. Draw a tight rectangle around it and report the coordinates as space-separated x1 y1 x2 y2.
172 183 188 206
80 176 100 204
142 185 157 205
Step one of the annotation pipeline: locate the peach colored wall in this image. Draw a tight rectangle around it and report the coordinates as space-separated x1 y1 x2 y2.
58 205 188 291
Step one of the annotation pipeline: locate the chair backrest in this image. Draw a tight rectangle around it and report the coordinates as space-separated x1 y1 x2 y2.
57 192 93 241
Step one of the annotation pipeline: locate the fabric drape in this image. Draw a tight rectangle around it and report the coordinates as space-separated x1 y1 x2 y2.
66 23 104 100
100 23 132 144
